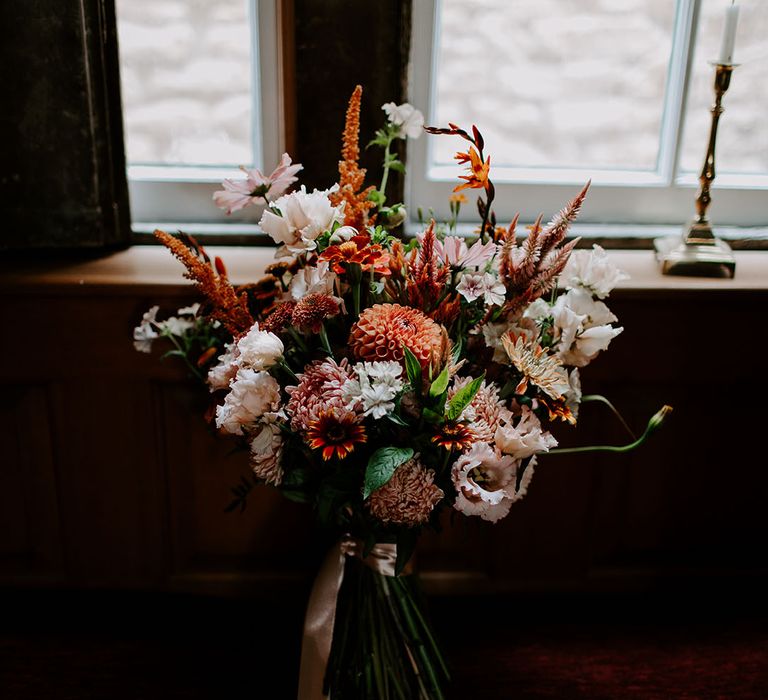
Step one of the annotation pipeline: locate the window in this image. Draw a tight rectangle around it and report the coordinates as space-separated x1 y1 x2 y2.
116 0 284 225
409 0 768 229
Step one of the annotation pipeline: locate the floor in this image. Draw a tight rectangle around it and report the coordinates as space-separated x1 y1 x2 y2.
1 585 766 699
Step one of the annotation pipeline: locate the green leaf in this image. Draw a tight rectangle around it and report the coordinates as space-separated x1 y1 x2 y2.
386 412 409 427
402 346 422 389
387 160 405 174
429 366 450 399
367 189 386 206
421 407 443 425
451 337 463 365
363 446 414 499
446 373 485 422
395 529 418 576
282 489 312 504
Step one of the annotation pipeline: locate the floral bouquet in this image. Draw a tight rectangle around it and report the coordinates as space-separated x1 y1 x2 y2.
135 86 669 699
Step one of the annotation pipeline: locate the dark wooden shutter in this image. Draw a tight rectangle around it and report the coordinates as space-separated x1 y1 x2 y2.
0 0 130 250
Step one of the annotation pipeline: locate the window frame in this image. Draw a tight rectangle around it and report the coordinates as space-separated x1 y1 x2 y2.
406 0 768 229
125 0 284 226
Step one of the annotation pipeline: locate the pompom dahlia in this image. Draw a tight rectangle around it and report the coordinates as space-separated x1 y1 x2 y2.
368 456 444 526
349 303 444 369
285 358 355 432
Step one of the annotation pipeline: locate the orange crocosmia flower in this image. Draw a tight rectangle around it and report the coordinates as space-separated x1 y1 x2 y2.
319 234 391 276
453 147 491 193
306 410 367 461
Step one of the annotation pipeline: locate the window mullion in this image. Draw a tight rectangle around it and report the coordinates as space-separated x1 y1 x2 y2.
657 0 701 185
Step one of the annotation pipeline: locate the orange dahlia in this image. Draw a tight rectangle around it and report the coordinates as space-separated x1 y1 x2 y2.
349 303 444 370
306 409 367 461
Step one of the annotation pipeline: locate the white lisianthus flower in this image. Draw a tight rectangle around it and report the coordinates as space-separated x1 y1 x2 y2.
562 244 629 299
258 186 345 255
451 443 532 523
236 323 284 370
382 102 424 139
287 260 337 301
133 305 160 353
493 406 557 459
343 361 404 419
552 289 623 367
523 298 552 322
207 342 239 391
215 369 281 435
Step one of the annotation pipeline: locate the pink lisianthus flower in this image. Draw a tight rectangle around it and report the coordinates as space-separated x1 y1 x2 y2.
213 153 303 214
434 235 497 269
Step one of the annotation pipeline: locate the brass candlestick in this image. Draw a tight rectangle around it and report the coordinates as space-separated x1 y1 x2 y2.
655 62 737 277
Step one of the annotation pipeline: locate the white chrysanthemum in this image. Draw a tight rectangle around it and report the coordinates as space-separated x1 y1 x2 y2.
451 443 528 523
562 244 629 299
382 102 424 139
259 186 345 255
133 305 160 353
286 260 338 301
552 289 623 367
236 323 284 370
250 415 285 486
493 406 557 459
207 342 239 391
343 361 404 419
215 369 281 435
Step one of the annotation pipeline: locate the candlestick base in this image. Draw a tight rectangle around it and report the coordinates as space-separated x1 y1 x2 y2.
654 231 735 278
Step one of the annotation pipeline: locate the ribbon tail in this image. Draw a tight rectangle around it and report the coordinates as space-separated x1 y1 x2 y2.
297 541 346 700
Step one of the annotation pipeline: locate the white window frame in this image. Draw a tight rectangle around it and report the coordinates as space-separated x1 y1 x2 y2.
126 0 282 226
407 0 768 229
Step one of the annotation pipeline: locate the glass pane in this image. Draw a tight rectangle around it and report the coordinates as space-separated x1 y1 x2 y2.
116 0 252 166
680 0 768 175
433 0 677 171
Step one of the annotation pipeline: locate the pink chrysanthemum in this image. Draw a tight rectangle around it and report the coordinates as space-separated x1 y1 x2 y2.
349 303 444 369
285 358 355 432
448 378 512 443
368 456 444 526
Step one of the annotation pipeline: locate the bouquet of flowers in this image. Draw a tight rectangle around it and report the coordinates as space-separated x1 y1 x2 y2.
135 85 669 699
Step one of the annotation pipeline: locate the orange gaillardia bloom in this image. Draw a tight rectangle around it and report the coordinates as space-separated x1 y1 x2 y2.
306 410 367 461
319 234 391 276
349 303 444 370
453 147 490 193
432 422 476 452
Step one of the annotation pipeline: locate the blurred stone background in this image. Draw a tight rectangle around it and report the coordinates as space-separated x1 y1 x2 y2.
116 0 767 175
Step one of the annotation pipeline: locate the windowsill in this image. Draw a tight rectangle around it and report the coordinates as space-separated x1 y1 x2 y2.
2 246 766 296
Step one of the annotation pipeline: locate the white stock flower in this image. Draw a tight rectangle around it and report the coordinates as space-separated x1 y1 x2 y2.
562 244 629 299
287 260 337 300
177 303 200 316
207 343 239 391
552 289 623 367
157 316 194 336
382 102 424 139
494 406 557 459
258 186 345 255
451 443 529 523
236 323 284 370
215 369 281 435
456 272 506 306
343 361 404 419
133 305 160 353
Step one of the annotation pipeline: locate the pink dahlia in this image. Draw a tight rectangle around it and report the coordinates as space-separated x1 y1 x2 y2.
349 303 444 370
368 456 444 526
285 358 355 432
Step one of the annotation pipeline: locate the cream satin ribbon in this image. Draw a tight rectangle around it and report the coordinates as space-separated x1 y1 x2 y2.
297 537 401 700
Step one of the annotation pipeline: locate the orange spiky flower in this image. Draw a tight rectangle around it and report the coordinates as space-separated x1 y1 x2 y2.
328 85 377 230
154 230 253 336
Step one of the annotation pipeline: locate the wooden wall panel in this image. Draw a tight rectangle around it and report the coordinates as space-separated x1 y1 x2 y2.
0 385 62 582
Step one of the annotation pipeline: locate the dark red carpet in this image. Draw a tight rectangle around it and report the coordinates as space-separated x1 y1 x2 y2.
1 587 766 699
